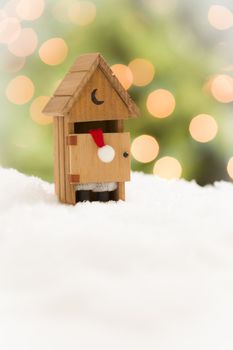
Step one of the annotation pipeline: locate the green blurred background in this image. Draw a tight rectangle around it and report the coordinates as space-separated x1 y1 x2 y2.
0 0 233 184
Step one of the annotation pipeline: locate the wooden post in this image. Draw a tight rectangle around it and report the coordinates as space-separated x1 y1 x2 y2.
64 117 76 205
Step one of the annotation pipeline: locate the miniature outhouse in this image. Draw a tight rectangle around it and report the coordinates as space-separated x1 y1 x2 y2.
43 53 139 204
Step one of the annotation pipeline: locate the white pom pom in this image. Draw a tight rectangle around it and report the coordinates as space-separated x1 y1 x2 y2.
98 145 115 163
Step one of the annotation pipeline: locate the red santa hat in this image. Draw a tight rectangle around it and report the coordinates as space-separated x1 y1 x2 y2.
89 128 115 163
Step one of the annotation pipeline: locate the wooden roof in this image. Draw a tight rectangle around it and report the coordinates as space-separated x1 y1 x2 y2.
43 53 139 118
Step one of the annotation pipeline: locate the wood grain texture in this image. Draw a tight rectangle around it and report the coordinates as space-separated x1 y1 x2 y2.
116 120 125 200
68 67 129 122
55 72 86 96
70 53 100 72
43 96 70 116
115 120 124 132
42 52 138 204
118 183 125 201
99 55 140 118
42 53 139 118
53 117 60 196
68 132 131 184
58 117 66 202
64 119 76 204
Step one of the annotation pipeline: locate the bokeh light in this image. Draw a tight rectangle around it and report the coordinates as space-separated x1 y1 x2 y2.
111 64 133 90
30 96 53 125
153 156 182 179
68 1 96 25
39 38 68 66
4 0 20 17
6 75 34 105
0 51 25 72
211 75 233 103
189 114 218 143
208 5 233 31
16 0 45 21
8 28 38 57
128 58 155 86
227 157 233 180
0 17 21 44
131 135 159 163
52 0 71 23
146 89 176 118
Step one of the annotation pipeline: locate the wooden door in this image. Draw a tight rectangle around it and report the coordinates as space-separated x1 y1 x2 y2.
67 132 130 184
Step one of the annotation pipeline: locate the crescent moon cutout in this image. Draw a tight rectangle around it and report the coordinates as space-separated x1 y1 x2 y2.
91 89 104 105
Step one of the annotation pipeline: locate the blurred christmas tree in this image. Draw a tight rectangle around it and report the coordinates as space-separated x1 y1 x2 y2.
0 0 232 184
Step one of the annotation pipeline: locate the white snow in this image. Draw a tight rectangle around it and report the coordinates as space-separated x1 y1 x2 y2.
1 167 233 350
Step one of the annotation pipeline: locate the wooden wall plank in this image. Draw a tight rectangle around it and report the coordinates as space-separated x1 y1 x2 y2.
64 119 76 205
58 117 66 203
115 120 124 132
53 117 60 196
118 183 125 201
116 120 125 201
68 67 129 122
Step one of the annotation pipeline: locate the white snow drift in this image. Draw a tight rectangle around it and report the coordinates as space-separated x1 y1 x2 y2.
0 168 233 350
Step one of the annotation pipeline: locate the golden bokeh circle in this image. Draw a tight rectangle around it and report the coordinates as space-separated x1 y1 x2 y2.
208 5 233 30
153 157 182 179
146 89 176 118
131 135 159 163
16 0 45 21
111 64 133 90
30 96 53 125
39 38 68 66
211 75 233 103
189 114 218 143
6 75 34 104
227 157 233 180
128 58 155 86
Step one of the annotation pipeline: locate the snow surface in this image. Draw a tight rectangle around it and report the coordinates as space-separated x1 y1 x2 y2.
1 167 233 350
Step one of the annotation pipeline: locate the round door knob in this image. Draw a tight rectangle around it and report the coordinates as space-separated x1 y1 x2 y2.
123 152 129 158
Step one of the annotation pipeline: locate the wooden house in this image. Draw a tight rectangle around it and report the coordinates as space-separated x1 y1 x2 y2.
43 53 139 204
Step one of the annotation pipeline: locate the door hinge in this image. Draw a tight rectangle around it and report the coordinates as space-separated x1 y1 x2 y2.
66 135 77 145
68 174 80 184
